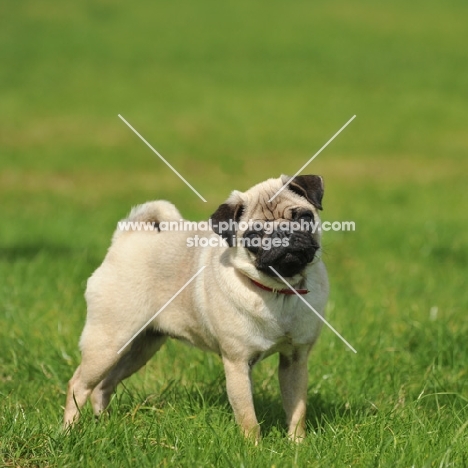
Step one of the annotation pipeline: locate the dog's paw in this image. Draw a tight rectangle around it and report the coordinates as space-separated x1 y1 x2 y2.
243 424 261 445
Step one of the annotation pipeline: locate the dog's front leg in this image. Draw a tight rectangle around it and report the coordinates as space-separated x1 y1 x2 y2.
222 357 260 441
279 346 311 441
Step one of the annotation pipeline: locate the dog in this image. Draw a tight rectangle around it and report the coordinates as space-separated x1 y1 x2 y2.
64 174 329 441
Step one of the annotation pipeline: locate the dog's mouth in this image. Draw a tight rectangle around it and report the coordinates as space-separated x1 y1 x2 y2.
257 249 317 278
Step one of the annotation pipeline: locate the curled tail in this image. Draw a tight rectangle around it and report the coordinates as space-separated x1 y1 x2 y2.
112 200 182 242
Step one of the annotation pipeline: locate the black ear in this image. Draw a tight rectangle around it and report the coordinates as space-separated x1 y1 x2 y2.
210 203 244 247
286 175 324 210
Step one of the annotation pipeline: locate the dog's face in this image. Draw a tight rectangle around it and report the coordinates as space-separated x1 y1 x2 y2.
211 174 324 279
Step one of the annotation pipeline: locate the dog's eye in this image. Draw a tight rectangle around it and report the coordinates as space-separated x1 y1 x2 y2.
298 213 313 224
244 231 262 254
245 232 262 241
296 212 314 232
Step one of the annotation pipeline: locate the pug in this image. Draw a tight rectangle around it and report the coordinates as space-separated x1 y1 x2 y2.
64 174 329 441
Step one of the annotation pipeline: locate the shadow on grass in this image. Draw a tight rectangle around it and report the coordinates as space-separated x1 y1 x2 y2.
255 392 353 437
0 243 101 264
0 244 74 261
116 373 353 439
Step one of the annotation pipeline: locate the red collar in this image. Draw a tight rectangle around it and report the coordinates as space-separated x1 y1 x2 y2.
250 278 309 295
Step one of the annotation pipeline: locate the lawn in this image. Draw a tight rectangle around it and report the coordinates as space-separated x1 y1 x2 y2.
1 0 467 466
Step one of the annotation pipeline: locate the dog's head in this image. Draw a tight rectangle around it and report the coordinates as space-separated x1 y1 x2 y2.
211 174 324 280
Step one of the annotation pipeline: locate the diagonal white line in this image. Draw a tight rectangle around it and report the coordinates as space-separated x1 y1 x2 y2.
268 266 357 353
118 114 207 203
117 266 206 354
268 115 356 202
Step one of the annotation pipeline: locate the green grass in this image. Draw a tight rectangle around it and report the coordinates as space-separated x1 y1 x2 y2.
1 0 467 466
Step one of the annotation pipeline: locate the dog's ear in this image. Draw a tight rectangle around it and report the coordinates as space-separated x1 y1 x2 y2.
282 174 324 210
210 202 244 247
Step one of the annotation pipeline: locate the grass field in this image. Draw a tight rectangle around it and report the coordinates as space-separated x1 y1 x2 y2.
1 0 467 466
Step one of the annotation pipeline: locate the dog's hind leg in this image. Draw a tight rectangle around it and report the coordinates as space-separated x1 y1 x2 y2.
90 330 167 416
64 327 167 428
64 332 122 428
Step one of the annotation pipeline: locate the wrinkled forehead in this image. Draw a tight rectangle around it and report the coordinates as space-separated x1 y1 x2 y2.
240 180 314 221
